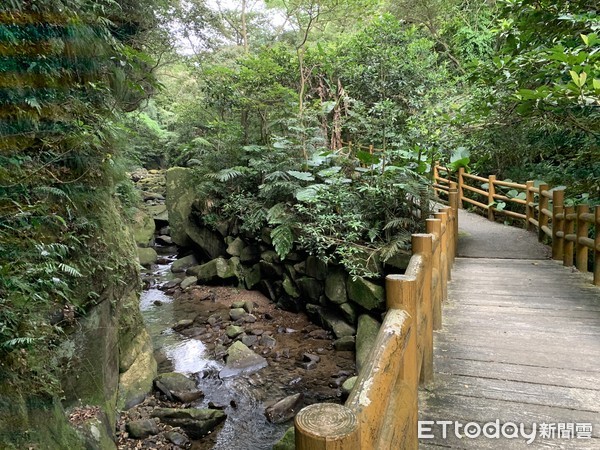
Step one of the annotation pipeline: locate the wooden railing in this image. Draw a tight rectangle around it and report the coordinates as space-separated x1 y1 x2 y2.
434 164 600 286
294 190 459 449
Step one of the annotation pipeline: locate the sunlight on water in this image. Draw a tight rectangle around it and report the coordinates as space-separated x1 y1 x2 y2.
165 339 222 374
140 288 172 311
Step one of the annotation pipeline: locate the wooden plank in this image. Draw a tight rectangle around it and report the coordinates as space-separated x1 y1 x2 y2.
434 357 600 391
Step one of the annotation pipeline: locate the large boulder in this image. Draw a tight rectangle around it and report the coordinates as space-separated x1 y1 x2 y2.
296 277 323 303
165 167 196 246
219 341 268 379
187 257 240 283
118 328 157 409
185 222 226 260
146 204 168 222
305 305 355 339
305 256 328 280
126 419 159 439
137 247 157 267
171 254 199 273
273 427 295 450
346 277 385 311
356 314 381 372
152 408 226 439
154 373 203 403
131 208 155 247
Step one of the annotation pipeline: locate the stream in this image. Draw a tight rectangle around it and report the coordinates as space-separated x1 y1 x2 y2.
139 251 292 449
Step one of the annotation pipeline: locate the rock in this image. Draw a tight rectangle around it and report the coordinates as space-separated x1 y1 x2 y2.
172 319 194 332
154 372 204 403
188 257 239 283
296 277 323 303
307 329 330 340
165 167 196 246
339 302 357 325
342 376 357 395
126 419 159 439
303 353 321 363
260 227 273 245
293 261 306 275
260 335 277 348
244 314 257 323
305 256 328 280
306 305 355 338
156 235 173 245
226 237 246 257
242 300 254 314
241 335 258 347
137 247 158 267
220 341 268 379
229 308 246 321
180 276 198 289
231 301 245 309
265 393 304 424
185 223 227 260
383 251 412 271
165 431 189 447
226 325 244 339
118 328 157 410
161 279 181 290
325 269 347 304
240 245 261 263
158 225 170 235
132 208 156 246
347 277 385 311
261 250 280 264
171 254 198 273
259 260 283 278
300 360 317 370
282 274 300 298
147 203 168 221
356 314 381 372
273 426 295 450
245 263 261 289
334 336 355 351
152 408 226 439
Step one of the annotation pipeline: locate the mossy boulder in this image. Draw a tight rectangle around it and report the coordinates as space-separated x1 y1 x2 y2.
273 426 295 450
118 329 157 410
325 269 347 304
131 208 155 247
347 277 385 311
187 257 239 283
356 314 381 372
165 167 196 246
137 247 158 267
152 408 226 439
185 222 226 259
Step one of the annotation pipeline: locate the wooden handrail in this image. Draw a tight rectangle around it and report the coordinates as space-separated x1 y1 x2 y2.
295 198 458 449
433 165 599 286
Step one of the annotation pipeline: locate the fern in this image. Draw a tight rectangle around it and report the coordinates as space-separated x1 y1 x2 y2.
378 231 411 262
207 167 245 182
58 263 83 277
271 224 294 260
267 203 289 225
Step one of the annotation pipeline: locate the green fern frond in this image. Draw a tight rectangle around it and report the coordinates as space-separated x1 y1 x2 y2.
58 263 83 277
271 224 294 260
207 167 245 182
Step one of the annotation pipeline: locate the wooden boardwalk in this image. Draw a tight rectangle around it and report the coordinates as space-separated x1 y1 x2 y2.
419 210 600 449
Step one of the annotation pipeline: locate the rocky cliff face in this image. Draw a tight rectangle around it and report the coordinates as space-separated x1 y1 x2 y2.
0 194 156 450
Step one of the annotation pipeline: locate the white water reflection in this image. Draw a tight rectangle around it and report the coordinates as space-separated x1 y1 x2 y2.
140 288 172 311
165 339 222 374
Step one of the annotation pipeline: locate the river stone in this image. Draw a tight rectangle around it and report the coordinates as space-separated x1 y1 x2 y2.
132 208 155 246
165 167 196 246
126 419 159 439
188 257 237 283
226 237 246 257
152 408 226 439
260 335 276 348
156 235 173 245
383 251 412 271
154 372 203 403
356 314 381 372
342 376 357 395
180 276 198 289
245 263 261 289
147 203 168 221
242 335 258 347
220 341 268 379
185 223 226 260
226 325 244 339
171 254 198 273
273 426 295 450
296 277 323 303
242 301 254 314
172 319 193 331
305 256 328 280
137 247 158 267
334 335 355 351
261 250 280 264
229 308 246 321
325 269 347 304
339 302 357 325
265 393 304 424
282 274 300 298
165 431 190 447
346 277 385 311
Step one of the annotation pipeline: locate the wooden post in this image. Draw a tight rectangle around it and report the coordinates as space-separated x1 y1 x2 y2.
295 403 360 450
433 161 439 183
385 275 418 448
576 204 589 273
552 188 565 260
487 175 496 221
412 234 434 384
441 206 454 275
594 206 600 286
426 218 442 330
563 205 575 267
457 167 465 209
538 183 549 242
434 212 448 305
449 182 459 259
525 181 535 231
